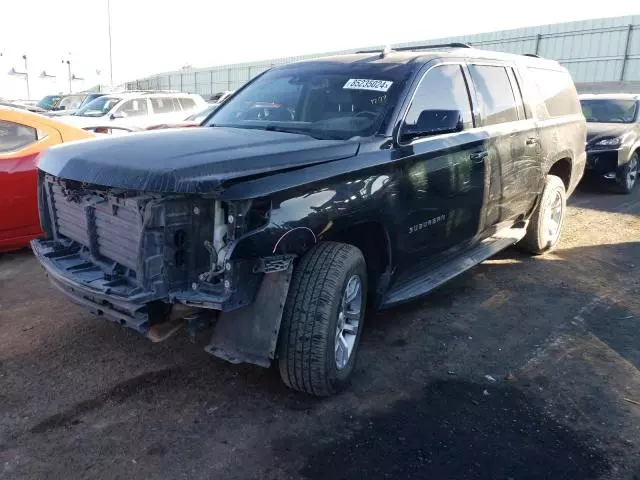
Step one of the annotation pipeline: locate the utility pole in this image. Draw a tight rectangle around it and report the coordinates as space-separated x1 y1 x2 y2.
22 54 30 99
62 59 72 93
107 0 113 85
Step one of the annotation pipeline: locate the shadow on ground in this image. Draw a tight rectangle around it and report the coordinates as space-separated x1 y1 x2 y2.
297 379 609 480
570 177 640 214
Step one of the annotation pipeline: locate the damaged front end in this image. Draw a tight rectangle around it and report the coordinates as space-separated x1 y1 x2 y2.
32 172 294 365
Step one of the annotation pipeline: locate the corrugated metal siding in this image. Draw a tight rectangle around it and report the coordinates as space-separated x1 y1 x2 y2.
127 15 640 95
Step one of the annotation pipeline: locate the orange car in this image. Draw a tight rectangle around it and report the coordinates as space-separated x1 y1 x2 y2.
0 107 95 252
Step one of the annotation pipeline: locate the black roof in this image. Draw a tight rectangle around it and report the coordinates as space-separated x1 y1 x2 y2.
275 45 561 76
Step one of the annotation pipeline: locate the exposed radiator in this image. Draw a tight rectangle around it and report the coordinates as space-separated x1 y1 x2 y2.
49 183 143 271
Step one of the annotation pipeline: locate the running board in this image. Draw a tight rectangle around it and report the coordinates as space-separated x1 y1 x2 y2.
381 226 527 309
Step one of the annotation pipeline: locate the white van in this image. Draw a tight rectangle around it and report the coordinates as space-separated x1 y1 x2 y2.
61 92 206 130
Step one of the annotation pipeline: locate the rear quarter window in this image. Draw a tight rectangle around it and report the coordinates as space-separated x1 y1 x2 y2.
0 120 38 153
527 67 581 118
179 98 196 110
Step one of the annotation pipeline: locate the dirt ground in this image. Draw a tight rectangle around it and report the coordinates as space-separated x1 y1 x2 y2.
1 180 639 480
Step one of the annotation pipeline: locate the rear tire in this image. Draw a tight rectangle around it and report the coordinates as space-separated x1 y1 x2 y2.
519 175 567 255
278 242 367 396
617 153 638 195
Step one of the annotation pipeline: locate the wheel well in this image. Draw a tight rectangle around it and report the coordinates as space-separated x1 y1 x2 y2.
548 158 572 190
323 222 391 297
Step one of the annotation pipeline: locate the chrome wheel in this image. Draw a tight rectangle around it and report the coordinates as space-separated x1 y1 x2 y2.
626 157 638 191
544 190 564 245
335 275 363 370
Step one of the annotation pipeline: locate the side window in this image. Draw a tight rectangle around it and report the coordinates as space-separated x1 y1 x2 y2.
179 98 196 110
118 99 149 117
150 97 177 114
528 67 581 118
468 65 519 126
402 64 473 142
0 121 38 153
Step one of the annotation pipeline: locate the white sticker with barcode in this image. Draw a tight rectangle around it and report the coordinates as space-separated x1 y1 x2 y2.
343 79 393 92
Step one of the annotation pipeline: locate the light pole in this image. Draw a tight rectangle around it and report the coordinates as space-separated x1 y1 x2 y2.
107 0 113 85
62 59 72 93
22 54 30 100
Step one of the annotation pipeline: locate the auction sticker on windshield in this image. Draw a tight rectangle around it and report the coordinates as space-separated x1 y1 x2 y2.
343 79 393 92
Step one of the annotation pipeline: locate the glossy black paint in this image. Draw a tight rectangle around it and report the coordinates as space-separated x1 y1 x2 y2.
33 49 587 352
37 127 360 194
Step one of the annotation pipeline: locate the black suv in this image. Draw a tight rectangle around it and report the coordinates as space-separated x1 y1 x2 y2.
580 94 639 194
32 44 586 396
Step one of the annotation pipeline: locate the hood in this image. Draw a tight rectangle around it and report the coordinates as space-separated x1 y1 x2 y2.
37 126 360 194
586 122 635 144
57 115 108 127
46 109 78 117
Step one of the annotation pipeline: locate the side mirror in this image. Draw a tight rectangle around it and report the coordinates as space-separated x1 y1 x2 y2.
110 111 125 120
401 109 463 142
57 105 66 111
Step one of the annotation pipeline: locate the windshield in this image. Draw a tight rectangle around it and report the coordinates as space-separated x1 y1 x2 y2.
36 95 62 110
580 99 638 123
78 94 104 109
75 97 122 117
56 95 84 110
205 70 403 140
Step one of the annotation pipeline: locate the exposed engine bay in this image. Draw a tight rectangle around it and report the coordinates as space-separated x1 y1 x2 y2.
33 173 279 334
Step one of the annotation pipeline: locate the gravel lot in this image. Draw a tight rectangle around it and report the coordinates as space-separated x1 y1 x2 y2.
1 181 639 480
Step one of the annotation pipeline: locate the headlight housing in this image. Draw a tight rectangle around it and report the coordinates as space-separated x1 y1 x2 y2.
595 137 622 147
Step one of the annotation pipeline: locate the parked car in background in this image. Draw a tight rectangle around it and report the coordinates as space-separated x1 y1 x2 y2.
208 90 233 104
0 106 94 252
59 92 206 130
12 99 38 107
46 93 107 117
36 94 63 111
31 44 586 395
580 94 639 194
0 100 46 113
144 103 219 130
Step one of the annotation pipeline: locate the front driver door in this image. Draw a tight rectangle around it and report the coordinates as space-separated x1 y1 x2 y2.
394 63 487 267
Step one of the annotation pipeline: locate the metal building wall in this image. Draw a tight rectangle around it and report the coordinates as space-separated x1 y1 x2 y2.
126 15 640 95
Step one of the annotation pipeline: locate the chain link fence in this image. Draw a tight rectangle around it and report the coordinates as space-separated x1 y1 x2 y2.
126 16 640 97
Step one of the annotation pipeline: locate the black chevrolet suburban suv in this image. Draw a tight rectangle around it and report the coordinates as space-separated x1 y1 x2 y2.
32 44 586 396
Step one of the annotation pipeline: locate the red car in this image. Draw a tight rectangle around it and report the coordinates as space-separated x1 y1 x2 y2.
0 107 95 252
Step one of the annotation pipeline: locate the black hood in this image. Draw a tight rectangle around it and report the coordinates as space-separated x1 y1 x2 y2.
37 127 360 194
586 122 635 144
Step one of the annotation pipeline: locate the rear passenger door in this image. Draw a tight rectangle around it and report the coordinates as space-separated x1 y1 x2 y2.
468 64 542 226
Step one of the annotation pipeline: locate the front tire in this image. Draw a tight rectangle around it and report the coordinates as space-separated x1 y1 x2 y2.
278 242 367 396
617 153 638 194
519 175 567 255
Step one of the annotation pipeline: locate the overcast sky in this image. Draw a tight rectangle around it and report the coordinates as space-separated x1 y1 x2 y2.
0 0 638 98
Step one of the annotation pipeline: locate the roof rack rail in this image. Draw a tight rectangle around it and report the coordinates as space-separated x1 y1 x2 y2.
394 42 472 52
356 42 472 54
523 53 540 58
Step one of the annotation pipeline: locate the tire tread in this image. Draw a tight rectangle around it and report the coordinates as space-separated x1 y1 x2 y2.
279 242 363 396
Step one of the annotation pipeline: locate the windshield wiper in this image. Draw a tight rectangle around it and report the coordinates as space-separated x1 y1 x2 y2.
263 125 342 140
209 123 341 140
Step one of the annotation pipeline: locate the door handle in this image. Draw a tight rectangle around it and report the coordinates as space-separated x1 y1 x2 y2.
470 151 488 163
525 137 539 146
